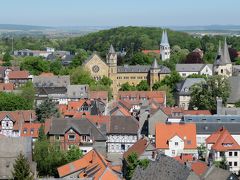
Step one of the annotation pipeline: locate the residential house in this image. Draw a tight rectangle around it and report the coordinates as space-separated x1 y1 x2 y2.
107 116 139 153
57 149 121 179
206 127 240 174
89 91 108 104
155 123 198 157
176 78 206 110
118 91 166 107
33 74 70 88
176 64 213 78
183 115 240 145
21 122 42 141
0 110 36 137
0 136 36 179
0 66 20 83
59 99 106 118
67 84 89 101
48 118 107 155
6 70 32 87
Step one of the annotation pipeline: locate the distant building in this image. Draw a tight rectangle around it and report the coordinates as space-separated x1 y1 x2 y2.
160 30 170 61
176 78 206 110
84 43 170 98
176 64 213 78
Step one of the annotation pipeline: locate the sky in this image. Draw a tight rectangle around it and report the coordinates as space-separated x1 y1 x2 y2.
0 0 239 27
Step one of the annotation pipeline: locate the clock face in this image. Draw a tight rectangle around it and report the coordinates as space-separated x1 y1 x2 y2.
92 65 100 73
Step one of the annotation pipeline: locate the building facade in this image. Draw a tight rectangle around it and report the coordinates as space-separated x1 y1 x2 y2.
84 33 171 98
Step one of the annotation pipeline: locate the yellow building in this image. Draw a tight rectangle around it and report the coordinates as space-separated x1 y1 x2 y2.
83 45 171 98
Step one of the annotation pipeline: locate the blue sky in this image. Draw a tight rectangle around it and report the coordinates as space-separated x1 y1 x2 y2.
1 0 239 26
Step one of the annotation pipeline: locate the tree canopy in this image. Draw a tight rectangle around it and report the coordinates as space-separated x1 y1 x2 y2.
189 75 230 112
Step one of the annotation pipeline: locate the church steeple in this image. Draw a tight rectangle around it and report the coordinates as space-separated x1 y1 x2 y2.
223 38 231 64
109 44 115 54
160 30 170 61
106 44 117 66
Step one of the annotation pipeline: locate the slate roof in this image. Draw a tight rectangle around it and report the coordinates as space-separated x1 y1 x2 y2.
176 64 212 73
36 87 67 95
132 154 192 180
214 39 232 65
193 122 240 135
117 64 170 74
176 78 206 96
109 44 116 54
160 30 169 46
228 76 240 104
33 75 70 87
151 58 160 69
183 115 240 123
67 85 89 99
48 118 106 141
109 116 138 134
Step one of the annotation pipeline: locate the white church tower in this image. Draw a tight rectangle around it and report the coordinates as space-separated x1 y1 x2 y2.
160 30 170 61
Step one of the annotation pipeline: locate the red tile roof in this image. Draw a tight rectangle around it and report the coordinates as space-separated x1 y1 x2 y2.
0 83 14 91
21 122 42 138
57 149 119 179
183 110 211 115
155 123 197 149
206 127 240 151
39 72 54 77
123 138 149 160
0 110 36 131
89 91 108 101
8 71 29 79
111 106 131 116
174 155 208 176
142 50 160 54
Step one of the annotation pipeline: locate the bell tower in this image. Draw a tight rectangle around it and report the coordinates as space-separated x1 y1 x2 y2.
150 58 160 90
160 30 170 61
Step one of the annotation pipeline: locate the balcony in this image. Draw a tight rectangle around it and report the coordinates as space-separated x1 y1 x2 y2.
80 139 93 146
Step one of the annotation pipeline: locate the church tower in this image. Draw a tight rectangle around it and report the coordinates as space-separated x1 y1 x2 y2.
213 38 232 77
160 30 170 61
106 44 118 98
150 58 160 90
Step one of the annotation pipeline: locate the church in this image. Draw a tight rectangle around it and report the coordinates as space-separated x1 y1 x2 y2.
83 31 171 98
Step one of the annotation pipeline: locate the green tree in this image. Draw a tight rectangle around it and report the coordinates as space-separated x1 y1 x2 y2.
197 143 207 161
189 75 230 112
70 67 95 85
125 152 149 180
12 153 34 180
70 49 89 68
0 92 32 111
50 60 63 75
159 71 182 89
65 145 83 162
119 82 136 91
136 80 149 91
157 85 175 106
2 51 12 66
20 81 35 109
187 74 208 80
20 56 50 75
214 156 229 170
36 99 59 123
130 52 152 65
98 76 113 87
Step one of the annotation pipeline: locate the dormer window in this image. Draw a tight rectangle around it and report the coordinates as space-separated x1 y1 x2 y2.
23 128 27 134
68 134 76 141
30 128 34 134
223 143 233 147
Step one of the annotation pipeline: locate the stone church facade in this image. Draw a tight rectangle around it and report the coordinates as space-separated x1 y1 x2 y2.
83 46 171 98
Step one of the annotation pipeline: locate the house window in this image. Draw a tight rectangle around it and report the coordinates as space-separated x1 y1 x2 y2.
175 142 178 146
229 152 232 156
234 152 238 156
220 152 225 157
234 162 238 166
121 144 125 151
82 136 87 142
30 129 34 134
221 69 223 73
187 140 191 145
68 134 76 141
229 162 232 167
55 135 60 140
6 122 9 127
172 150 175 155
23 128 27 134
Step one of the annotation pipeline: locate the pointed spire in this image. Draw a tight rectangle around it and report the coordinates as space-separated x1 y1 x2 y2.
223 38 231 64
160 30 169 46
109 44 115 54
218 41 222 55
151 58 160 69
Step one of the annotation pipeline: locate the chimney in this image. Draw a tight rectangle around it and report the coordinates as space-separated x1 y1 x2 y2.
216 97 223 115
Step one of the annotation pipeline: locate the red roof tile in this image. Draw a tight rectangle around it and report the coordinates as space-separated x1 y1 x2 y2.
142 50 160 54
8 71 29 79
183 110 211 115
0 83 14 91
57 149 119 179
39 72 54 77
155 123 197 149
21 122 42 138
206 127 240 151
